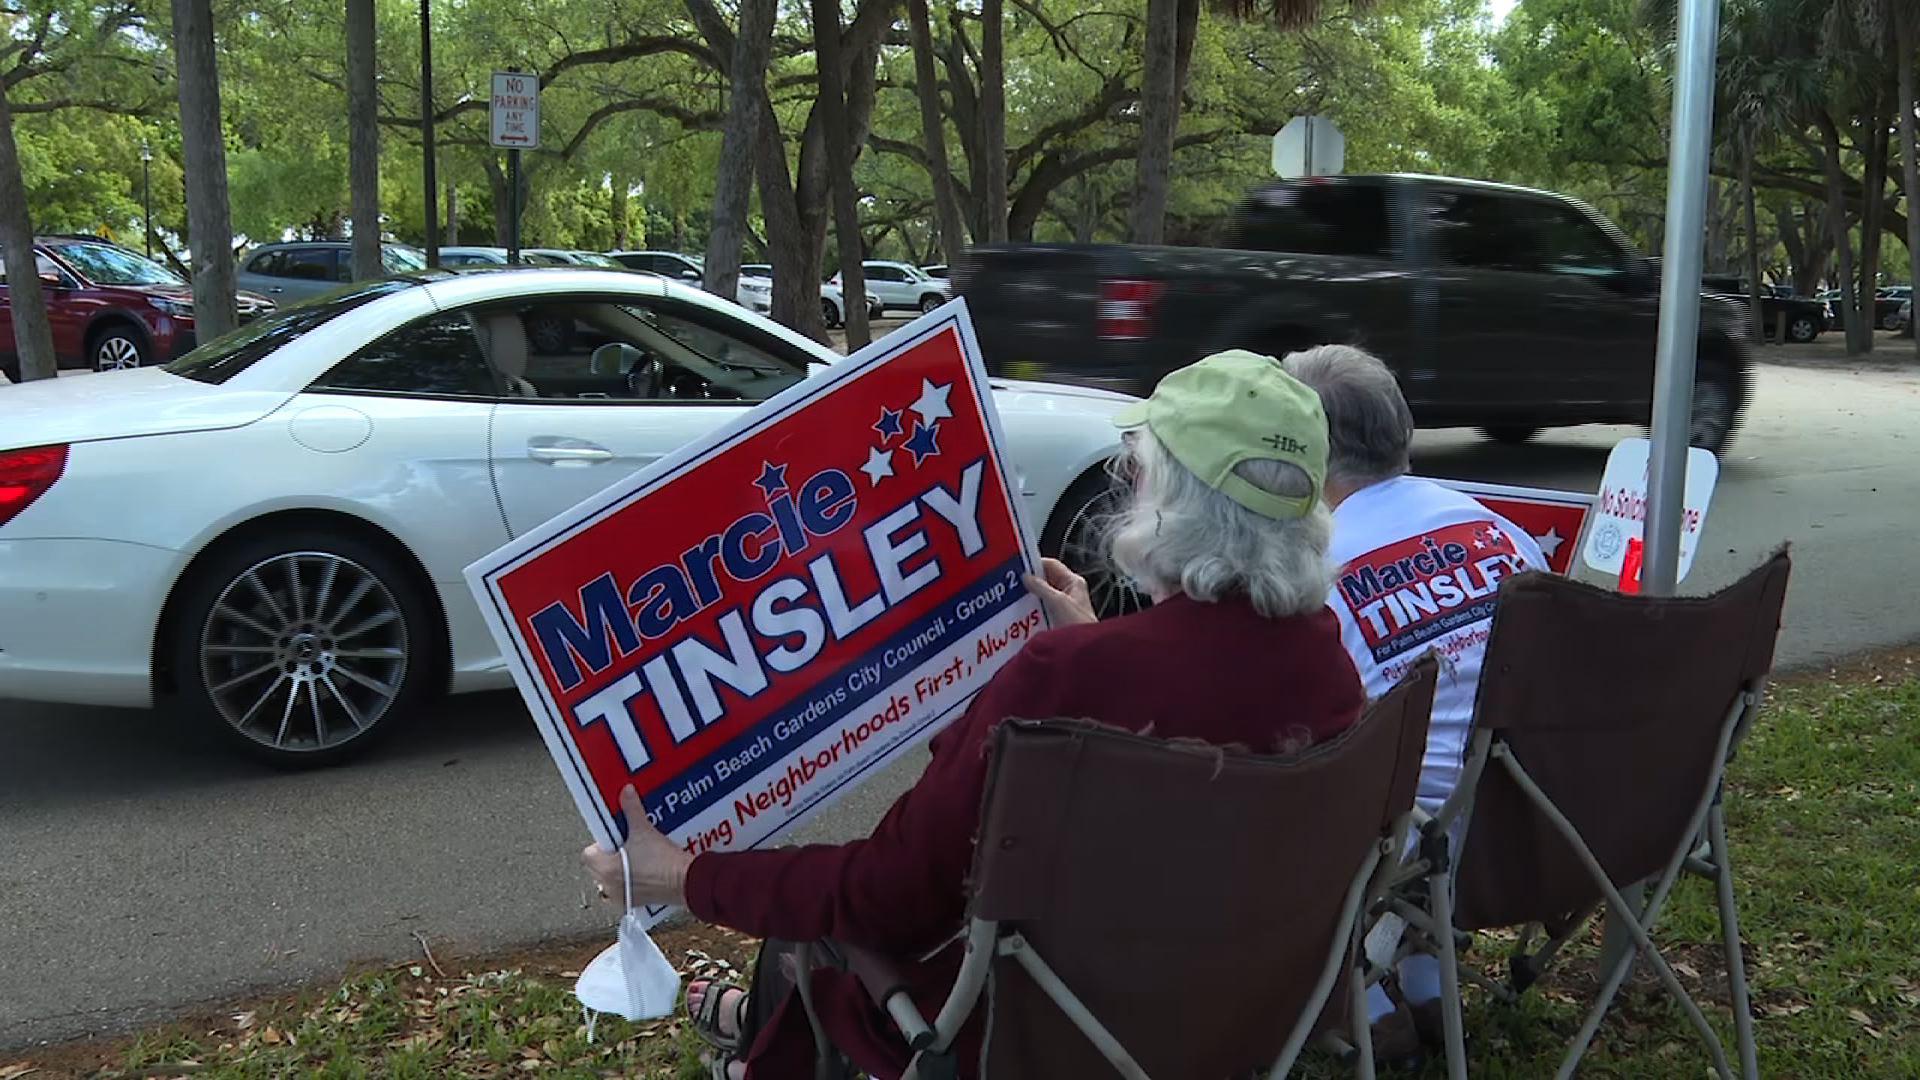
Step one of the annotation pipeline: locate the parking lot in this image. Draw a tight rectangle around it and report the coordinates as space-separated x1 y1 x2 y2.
4 338 1919 1048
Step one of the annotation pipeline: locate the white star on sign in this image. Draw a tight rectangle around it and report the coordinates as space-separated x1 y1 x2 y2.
911 379 953 425
1534 527 1564 561
860 445 895 487
1484 525 1504 546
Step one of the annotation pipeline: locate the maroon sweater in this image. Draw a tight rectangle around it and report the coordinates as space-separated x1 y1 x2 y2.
685 593 1362 1076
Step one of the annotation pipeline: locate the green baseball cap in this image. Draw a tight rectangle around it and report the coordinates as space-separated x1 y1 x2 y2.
1112 349 1327 520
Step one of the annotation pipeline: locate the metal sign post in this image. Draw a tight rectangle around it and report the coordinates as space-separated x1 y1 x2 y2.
1643 0 1722 598
490 71 540 264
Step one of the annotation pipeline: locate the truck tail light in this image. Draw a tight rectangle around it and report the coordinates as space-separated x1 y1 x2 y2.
0 444 68 528
1098 279 1165 341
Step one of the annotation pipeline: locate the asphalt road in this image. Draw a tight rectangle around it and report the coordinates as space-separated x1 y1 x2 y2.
4 347 1919 1049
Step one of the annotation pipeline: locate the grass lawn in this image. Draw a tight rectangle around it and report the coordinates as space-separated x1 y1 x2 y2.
7 657 1918 1078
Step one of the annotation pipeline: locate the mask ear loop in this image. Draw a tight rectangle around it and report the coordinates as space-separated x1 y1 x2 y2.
584 847 637 1045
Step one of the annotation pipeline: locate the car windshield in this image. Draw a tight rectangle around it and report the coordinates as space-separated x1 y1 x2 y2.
49 242 184 286
381 247 427 273
166 280 421 384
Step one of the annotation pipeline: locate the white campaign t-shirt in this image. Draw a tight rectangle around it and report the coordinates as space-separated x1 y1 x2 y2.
1326 475 1547 813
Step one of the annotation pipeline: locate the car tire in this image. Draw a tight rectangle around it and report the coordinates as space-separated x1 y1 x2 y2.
1881 310 1904 331
1787 315 1819 343
1480 426 1541 446
821 298 844 330
90 323 150 371
918 293 944 314
167 528 439 767
1041 471 1149 620
1688 356 1747 458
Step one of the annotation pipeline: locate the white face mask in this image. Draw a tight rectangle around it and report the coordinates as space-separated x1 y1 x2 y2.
575 848 681 1027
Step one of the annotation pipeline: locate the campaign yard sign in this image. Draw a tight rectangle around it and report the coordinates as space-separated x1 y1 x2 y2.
467 304 1044 908
1431 478 1594 576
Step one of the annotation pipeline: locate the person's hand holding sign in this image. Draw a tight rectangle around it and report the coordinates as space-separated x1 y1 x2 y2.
582 786 693 908
1024 557 1097 627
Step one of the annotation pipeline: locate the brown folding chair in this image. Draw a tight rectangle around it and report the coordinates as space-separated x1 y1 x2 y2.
1388 549 1789 1080
803 657 1438 1079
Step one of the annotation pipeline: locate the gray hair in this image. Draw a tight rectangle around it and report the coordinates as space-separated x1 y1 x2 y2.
1281 344 1414 490
1105 430 1333 618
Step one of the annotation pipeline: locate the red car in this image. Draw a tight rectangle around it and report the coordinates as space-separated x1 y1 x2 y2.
0 237 274 384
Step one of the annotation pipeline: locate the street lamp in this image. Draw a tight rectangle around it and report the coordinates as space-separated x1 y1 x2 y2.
140 141 153 259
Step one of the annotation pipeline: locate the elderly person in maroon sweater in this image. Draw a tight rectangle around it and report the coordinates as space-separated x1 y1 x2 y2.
585 349 1364 1079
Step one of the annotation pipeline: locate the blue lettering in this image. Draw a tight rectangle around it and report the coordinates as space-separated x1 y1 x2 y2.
629 565 700 639
720 512 780 582
530 573 639 692
799 469 857 535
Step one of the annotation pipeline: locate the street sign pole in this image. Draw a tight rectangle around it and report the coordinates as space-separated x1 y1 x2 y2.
419 0 439 268
1644 0 1721 599
507 149 521 265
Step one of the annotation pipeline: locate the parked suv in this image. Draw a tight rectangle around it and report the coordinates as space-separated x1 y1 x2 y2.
831 260 950 313
234 241 427 303
0 237 274 383
959 174 1755 455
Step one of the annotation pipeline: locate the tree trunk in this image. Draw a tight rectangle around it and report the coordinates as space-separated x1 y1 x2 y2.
1740 142 1764 345
1128 0 1180 245
702 0 774 300
172 0 238 339
752 100 821 337
447 176 459 244
977 0 1007 242
909 0 968 263
1816 112 1864 355
610 179 626 250
1899 3 1920 360
0 89 57 382
1857 101 1888 353
811 0 871 347
346 0 381 281
483 156 511 244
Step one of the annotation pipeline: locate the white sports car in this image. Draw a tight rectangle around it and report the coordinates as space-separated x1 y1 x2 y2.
0 269 1132 764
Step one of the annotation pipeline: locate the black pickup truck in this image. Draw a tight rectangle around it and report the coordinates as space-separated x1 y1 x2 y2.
957 174 1753 454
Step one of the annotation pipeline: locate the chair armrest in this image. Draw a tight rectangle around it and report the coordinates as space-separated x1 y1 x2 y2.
833 940 936 1048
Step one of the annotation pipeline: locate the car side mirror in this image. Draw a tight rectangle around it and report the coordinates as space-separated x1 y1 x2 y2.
680 269 700 281
38 271 62 288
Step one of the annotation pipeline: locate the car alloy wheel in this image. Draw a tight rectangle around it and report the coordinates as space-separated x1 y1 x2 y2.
821 298 844 329
94 332 144 371
1882 311 1904 331
198 551 410 755
919 294 943 314
1044 473 1149 619
525 315 571 354
1788 316 1817 343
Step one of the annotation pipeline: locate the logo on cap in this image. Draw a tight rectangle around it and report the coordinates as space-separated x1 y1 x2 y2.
1262 434 1309 455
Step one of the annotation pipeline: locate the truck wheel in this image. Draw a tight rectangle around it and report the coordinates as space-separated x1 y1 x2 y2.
1480 426 1541 446
1787 315 1819 343
1688 360 1746 457
168 528 439 767
1041 471 1149 620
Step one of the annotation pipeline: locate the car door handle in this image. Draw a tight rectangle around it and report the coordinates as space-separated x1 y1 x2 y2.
527 437 615 465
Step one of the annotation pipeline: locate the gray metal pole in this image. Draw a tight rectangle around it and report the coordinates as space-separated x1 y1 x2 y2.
1642 0 1721 597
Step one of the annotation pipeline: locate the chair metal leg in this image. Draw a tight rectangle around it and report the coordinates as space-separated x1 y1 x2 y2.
1351 924 1377 1080
1711 803 1760 1080
1001 935 1151 1080
1429 866 1469 1080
